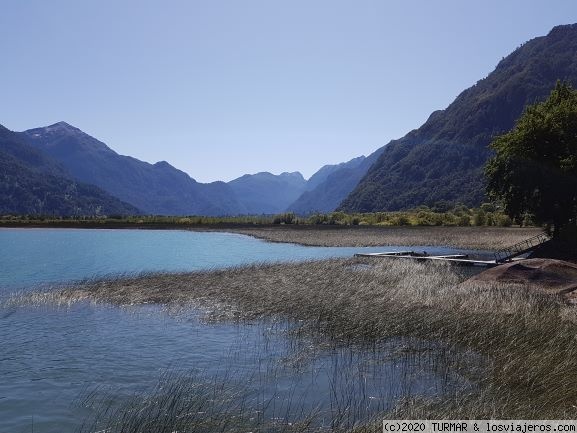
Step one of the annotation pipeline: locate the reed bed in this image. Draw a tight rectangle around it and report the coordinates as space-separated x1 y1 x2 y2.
77 369 322 433
220 226 541 249
75 339 451 433
10 257 577 426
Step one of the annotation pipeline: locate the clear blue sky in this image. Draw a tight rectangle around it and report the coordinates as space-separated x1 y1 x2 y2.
2 1 576 182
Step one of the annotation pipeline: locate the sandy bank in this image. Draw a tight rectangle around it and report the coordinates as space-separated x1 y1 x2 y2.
468 258 577 303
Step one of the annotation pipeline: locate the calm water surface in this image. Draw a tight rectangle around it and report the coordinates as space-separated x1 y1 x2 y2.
0 229 473 432
0 228 454 290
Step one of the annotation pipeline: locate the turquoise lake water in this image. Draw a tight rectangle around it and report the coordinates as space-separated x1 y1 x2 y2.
0 229 472 432
0 228 431 290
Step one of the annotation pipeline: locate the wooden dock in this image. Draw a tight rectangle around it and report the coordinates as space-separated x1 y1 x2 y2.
356 251 414 257
493 233 549 263
355 234 550 268
354 251 498 267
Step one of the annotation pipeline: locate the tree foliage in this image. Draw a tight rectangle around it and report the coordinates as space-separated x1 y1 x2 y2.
485 82 577 238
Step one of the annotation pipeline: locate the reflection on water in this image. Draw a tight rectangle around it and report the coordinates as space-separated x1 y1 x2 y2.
0 229 482 432
0 302 476 432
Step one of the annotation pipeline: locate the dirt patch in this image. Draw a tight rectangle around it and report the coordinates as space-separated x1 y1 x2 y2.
468 258 577 302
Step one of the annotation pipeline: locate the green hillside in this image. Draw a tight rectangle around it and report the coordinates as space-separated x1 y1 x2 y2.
339 24 577 212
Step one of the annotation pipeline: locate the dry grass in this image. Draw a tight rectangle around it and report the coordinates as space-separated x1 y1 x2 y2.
11 257 577 425
216 226 542 249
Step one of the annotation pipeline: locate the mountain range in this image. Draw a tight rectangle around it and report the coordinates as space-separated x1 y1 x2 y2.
339 23 577 212
2 24 577 217
228 171 306 214
3 120 380 216
0 125 138 216
13 121 372 216
287 152 383 214
19 122 245 216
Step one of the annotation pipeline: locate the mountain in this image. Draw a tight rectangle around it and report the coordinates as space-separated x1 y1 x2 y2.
228 171 306 214
304 156 366 191
339 24 577 212
20 122 244 216
287 151 383 214
0 125 139 216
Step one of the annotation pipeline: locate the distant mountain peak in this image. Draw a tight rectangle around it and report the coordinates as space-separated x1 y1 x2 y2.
280 171 305 180
43 121 82 134
227 170 307 214
17 123 250 215
22 122 114 155
232 171 304 181
24 121 88 141
153 160 173 168
52 121 73 127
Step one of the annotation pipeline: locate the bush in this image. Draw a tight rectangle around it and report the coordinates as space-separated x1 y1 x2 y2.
457 214 471 226
273 212 297 224
472 211 486 226
496 214 513 227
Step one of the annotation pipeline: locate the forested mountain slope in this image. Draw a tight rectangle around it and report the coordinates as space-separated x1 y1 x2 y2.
0 125 139 216
340 24 577 212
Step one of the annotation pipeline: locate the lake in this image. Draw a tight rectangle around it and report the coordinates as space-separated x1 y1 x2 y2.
0 229 474 432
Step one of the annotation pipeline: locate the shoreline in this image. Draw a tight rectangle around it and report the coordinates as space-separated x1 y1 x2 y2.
0 223 542 250
220 225 542 249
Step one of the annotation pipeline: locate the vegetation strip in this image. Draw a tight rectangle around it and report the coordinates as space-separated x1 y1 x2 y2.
0 203 531 230
0 216 541 250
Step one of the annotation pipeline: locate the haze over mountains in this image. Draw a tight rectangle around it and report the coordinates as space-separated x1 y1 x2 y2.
2 24 577 217
13 121 375 216
228 171 306 215
287 152 383 214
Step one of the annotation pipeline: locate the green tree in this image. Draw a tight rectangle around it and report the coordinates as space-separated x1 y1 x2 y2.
485 81 577 239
